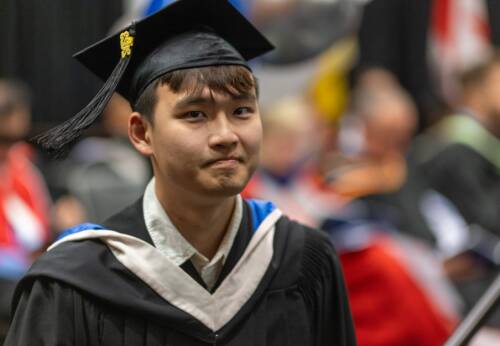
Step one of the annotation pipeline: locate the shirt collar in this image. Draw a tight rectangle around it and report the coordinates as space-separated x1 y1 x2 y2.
143 178 243 267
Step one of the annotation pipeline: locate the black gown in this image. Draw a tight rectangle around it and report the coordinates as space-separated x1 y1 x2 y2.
5 198 356 346
423 143 500 236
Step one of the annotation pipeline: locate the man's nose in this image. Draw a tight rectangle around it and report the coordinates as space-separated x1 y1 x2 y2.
208 115 239 151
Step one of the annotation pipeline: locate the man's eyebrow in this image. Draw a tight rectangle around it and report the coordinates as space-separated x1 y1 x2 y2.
174 95 212 109
231 93 257 102
174 92 257 109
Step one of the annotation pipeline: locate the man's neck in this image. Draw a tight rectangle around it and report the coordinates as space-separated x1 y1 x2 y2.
154 180 236 260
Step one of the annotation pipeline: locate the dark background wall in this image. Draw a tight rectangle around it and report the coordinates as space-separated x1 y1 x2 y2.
0 0 123 130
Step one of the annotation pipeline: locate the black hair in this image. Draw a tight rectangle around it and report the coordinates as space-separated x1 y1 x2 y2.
133 65 258 122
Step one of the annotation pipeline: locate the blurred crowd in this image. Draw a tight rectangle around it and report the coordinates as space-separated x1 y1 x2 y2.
1 0 500 345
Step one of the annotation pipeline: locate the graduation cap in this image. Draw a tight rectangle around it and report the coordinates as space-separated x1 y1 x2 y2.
33 0 274 157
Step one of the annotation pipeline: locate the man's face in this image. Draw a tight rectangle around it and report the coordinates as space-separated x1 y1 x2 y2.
364 99 416 158
146 84 262 199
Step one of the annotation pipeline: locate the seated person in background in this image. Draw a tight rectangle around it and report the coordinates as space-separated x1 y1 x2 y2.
419 53 500 238
4 1 356 345
333 81 472 259
0 79 51 339
415 53 500 325
332 83 417 197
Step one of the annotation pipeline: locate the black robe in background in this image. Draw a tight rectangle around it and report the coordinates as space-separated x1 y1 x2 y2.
422 143 500 325
423 143 500 237
4 199 356 345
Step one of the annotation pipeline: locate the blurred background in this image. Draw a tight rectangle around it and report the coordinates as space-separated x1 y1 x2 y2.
1 0 500 344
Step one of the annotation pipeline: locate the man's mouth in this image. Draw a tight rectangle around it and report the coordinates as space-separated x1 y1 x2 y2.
204 156 244 167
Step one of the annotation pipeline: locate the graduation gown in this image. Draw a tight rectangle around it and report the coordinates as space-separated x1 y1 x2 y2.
5 198 356 346
423 143 500 237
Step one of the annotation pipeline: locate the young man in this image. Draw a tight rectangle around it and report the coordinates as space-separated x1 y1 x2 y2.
5 0 356 345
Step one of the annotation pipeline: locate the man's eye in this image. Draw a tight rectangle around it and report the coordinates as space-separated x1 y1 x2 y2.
184 111 206 121
233 107 253 117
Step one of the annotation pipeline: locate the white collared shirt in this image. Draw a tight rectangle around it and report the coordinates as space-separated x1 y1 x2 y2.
143 178 242 290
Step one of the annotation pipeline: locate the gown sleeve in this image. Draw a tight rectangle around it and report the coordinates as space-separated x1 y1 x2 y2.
4 277 101 346
298 229 357 346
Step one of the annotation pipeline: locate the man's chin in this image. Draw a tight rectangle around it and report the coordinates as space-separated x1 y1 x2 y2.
201 176 248 197
208 188 243 199
209 182 246 197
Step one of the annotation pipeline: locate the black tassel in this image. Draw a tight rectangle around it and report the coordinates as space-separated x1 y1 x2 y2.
32 26 135 158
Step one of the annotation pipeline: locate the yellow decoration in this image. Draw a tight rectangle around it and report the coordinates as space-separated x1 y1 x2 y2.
120 31 134 59
309 38 357 125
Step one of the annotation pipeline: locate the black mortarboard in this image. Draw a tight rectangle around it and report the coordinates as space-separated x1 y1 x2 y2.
34 0 274 157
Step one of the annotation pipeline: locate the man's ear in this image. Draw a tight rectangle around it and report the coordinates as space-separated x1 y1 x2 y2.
128 112 154 156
